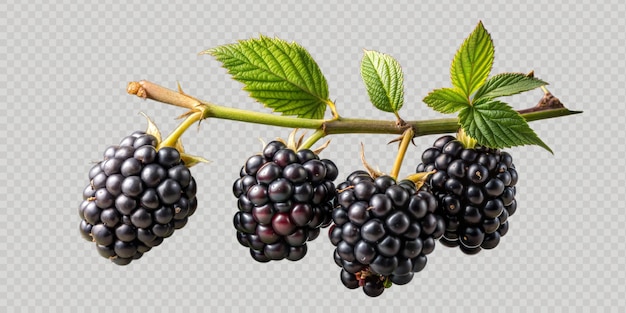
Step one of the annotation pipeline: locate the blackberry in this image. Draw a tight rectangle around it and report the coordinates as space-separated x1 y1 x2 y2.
330 171 444 297
416 135 518 254
78 131 198 265
232 141 338 262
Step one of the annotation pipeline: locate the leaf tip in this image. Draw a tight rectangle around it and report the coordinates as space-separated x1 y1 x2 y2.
538 141 554 155
475 20 489 34
198 46 218 56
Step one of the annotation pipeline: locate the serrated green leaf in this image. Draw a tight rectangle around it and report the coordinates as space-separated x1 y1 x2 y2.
202 35 329 119
474 73 548 100
458 99 553 153
450 21 494 97
360 50 405 113
423 87 469 114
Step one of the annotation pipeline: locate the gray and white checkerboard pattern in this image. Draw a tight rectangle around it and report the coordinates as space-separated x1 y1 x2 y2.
1 0 624 312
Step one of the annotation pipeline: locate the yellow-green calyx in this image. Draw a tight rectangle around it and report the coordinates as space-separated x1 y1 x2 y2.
456 128 478 149
405 171 435 190
141 112 209 168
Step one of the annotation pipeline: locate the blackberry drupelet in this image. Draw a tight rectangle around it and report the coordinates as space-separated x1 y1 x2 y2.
78 131 198 265
416 135 518 254
329 171 444 297
232 141 338 262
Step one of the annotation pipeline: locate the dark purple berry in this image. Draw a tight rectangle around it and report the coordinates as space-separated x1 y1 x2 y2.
132 134 157 148
121 158 142 177
272 149 298 168
340 269 359 289
138 190 159 211
245 155 265 176
262 141 285 160
416 135 519 254
268 178 294 202
115 224 136 242
100 208 120 227
232 142 337 262
157 147 181 168
114 146 135 160
134 145 157 164
303 160 327 183
168 165 191 188
296 149 318 163
121 176 143 198
91 224 114 246
156 179 182 205
283 164 308 184
80 130 198 265
95 188 114 209
256 162 282 185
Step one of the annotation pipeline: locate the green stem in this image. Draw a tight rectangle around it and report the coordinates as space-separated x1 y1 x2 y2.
128 81 581 139
159 112 203 149
300 129 326 150
205 104 323 129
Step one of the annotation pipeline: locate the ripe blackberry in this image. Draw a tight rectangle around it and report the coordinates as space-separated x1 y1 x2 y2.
416 135 518 254
330 171 444 297
232 141 338 262
78 131 198 265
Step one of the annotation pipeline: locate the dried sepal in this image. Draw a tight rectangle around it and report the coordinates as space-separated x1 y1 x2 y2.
296 132 306 149
311 139 331 155
405 171 436 190
181 152 211 168
287 128 299 150
258 138 267 151
176 110 196 120
285 128 309 151
360 143 385 178
140 112 162 144
274 137 287 146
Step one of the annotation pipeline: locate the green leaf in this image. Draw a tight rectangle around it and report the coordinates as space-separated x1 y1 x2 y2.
450 21 494 97
202 35 330 119
474 73 548 100
423 87 470 114
360 50 405 113
458 98 553 153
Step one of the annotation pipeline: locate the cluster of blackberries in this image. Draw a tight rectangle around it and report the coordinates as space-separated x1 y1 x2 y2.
79 131 198 265
232 141 338 262
416 135 518 254
329 171 445 297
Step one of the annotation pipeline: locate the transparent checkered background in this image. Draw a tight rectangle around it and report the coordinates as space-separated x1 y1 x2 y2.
1 0 624 312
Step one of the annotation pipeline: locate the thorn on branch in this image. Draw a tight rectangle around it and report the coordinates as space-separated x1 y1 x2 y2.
518 90 566 114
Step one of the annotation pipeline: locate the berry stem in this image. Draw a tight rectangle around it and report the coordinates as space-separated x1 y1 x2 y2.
158 111 203 149
300 129 326 150
389 128 414 180
128 80 581 138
